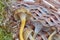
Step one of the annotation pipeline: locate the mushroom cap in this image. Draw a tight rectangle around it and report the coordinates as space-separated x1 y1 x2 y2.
14 7 32 20
14 7 32 16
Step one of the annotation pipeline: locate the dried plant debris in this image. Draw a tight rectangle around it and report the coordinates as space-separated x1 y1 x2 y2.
0 0 60 40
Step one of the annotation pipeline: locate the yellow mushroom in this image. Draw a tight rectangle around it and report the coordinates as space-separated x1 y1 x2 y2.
14 7 32 40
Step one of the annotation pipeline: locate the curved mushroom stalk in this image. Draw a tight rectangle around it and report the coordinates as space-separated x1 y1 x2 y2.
48 30 57 40
23 28 35 40
14 7 32 40
20 13 26 40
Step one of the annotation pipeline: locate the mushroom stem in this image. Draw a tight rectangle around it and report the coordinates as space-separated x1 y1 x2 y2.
48 30 56 40
19 13 26 40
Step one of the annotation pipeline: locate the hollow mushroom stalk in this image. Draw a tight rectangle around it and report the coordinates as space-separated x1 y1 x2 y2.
14 7 32 40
